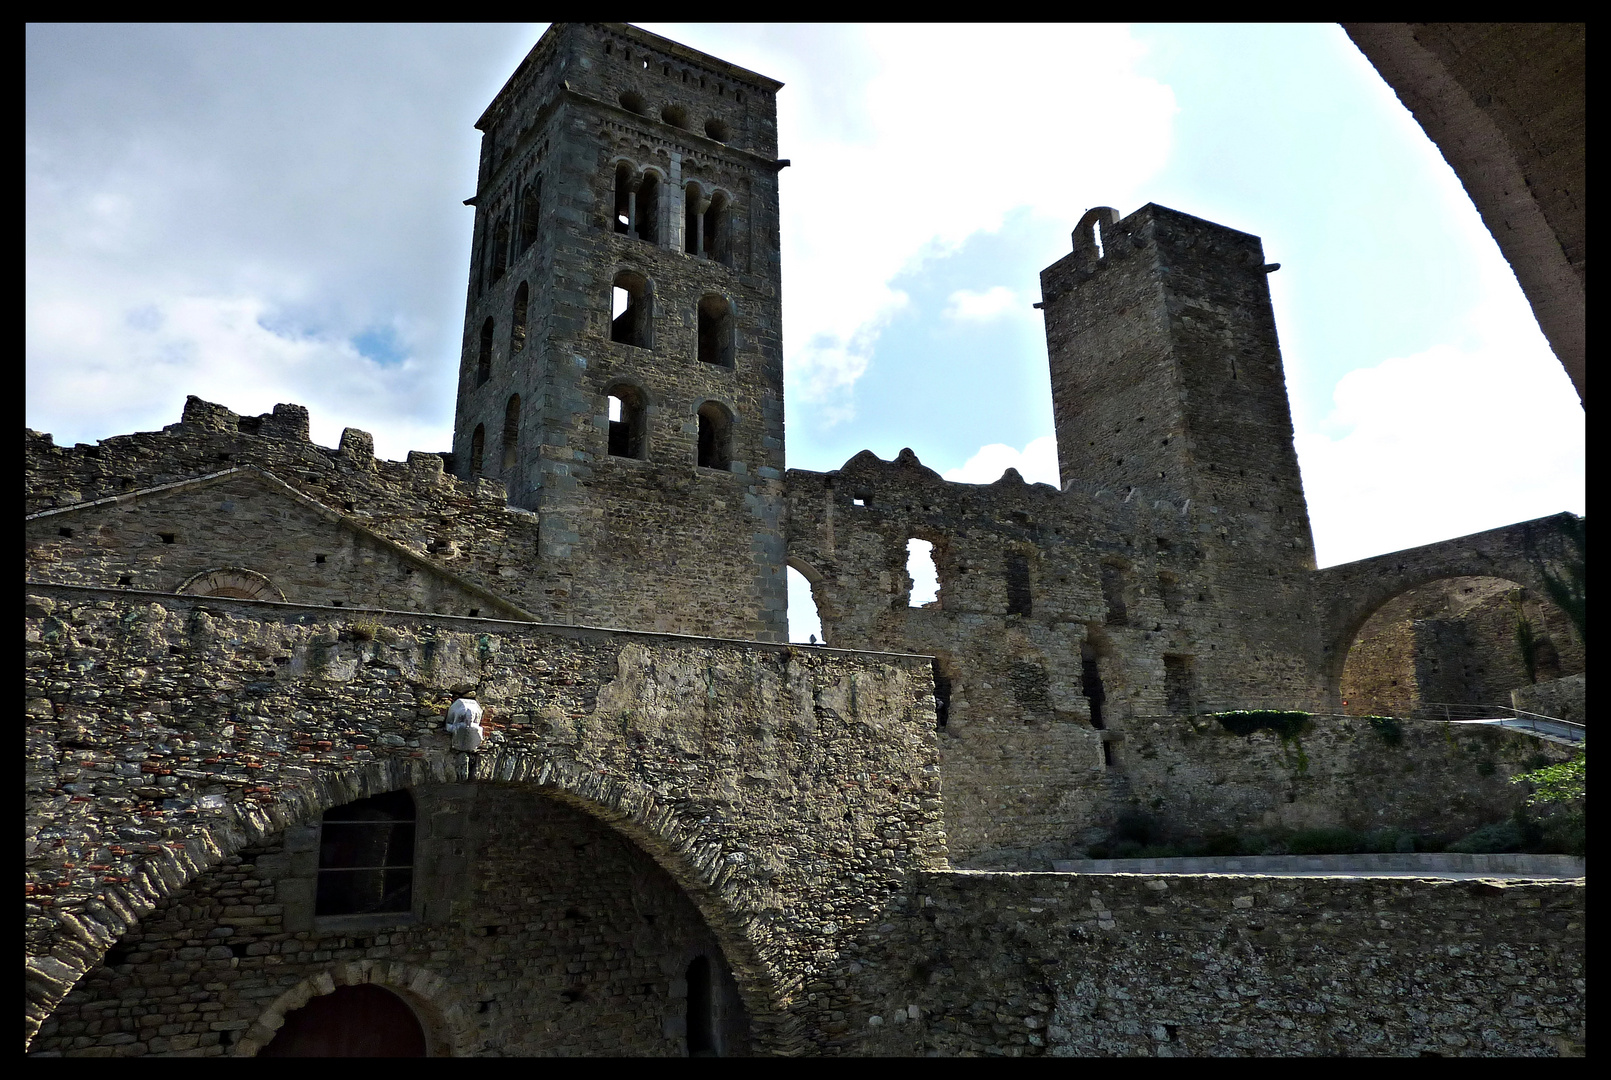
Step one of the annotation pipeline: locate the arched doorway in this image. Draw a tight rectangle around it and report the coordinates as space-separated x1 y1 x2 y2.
1339 575 1583 716
260 984 427 1057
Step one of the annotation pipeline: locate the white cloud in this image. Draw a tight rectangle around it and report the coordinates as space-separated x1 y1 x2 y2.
943 286 1020 322
943 435 1060 487
1297 273 1584 567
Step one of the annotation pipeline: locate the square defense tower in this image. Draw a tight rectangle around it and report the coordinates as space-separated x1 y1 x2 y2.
451 22 789 640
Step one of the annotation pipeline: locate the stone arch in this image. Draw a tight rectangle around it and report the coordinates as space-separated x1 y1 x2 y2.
1073 205 1120 261
26 748 793 1054
176 566 285 601
1310 516 1578 710
236 960 476 1057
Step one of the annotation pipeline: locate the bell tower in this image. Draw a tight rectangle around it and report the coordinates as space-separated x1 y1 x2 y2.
451 23 788 640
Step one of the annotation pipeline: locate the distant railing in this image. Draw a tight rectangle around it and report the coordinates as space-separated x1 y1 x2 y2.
1193 702 1584 745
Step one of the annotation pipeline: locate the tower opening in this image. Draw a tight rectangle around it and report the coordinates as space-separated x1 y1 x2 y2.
786 563 825 644
510 281 528 354
518 178 540 254
477 317 494 385
470 424 485 476
613 163 634 235
501 394 520 471
490 211 510 284
686 956 715 1056
1081 642 1106 729
696 402 732 470
1100 562 1129 626
698 294 735 367
607 386 647 459
610 272 653 349
636 172 660 244
703 193 728 264
684 183 704 254
1005 553 1032 616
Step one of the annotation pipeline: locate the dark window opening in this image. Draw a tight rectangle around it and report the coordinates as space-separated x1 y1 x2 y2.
315 554 327 564
1081 643 1106 730
476 317 493 386
261 984 426 1058
1101 563 1129 626
117 575 132 586
619 90 646 115
58 527 73 538
468 608 480 618
697 402 732 470
607 386 647 460
610 271 653 349
636 172 660 244
686 956 715 1056
933 665 952 729
315 790 415 917
684 184 704 254
159 533 176 545
470 424 486 476
703 193 729 264
1164 655 1197 716
613 164 635 235
1102 741 1114 768
518 180 541 254
489 213 510 285
705 118 730 142
1005 553 1032 616
1158 572 1185 615
698 294 735 366
510 281 529 354
501 394 521 471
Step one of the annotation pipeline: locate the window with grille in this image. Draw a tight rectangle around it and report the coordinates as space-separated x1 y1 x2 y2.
315 790 415 917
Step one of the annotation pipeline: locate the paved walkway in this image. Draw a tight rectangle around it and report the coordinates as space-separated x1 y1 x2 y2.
1048 852 1585 879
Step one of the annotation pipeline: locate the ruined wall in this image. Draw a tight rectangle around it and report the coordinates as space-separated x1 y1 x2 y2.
31 788 749 1057
25 586 946 1052
838 871 1584 1057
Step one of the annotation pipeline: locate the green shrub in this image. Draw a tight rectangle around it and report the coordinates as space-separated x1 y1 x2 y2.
1448 820 1529 853
1237 834 1272 856
1365 715 1403 745
1287 827 1364 855
1538 811 1586 857
1136 844 1182 859
1209 710 1311 739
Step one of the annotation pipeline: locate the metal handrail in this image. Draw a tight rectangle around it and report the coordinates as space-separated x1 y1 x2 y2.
1194 703 1583 744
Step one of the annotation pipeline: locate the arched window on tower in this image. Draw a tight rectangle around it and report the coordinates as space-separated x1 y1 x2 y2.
697 401 733 471
636 171 661 244
518 178 541 255
610 271 653 349
697 294 734 367
315 790 415 917
703 192 729 264
502 394 521 471
684 183 706 254
490 211 510 285
613 163 635 235
607 384 647 459
476 317 494 386
470 424 485 476
510 281 529 354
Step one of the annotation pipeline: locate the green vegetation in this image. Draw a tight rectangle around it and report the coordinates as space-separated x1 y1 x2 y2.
1365 715 1404 745
1512 744 1585 806
1536 514 1586 644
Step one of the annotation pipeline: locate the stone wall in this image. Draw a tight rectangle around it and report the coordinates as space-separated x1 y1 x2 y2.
1512 675 1585 725
24 586 946 1052
839 871 1585 1057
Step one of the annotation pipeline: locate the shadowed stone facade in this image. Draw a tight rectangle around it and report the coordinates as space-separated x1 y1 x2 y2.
26 22 1583 1057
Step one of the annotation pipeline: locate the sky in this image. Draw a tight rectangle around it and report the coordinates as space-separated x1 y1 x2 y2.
26 24 1584 643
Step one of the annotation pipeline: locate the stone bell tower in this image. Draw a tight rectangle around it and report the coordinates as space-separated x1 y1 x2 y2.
451 23 789 640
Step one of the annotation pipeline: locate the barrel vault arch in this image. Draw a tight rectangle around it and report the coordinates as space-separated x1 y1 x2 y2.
26 747 794 1055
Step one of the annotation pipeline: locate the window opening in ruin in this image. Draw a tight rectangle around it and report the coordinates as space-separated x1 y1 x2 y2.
519 180 541 254
490 213 510 284
706 118 730 142
1081 643 1106 729
787 564 825 644
703 193 728 264
636 172 661 244
58 527 73 538
1005 553 1032 616
698 294 735 366
613 164 634 235
315 790 415 917
932 662 952 729
1164 655 1197 716
610 271 653 348
501 394 521 471
619 90 647 115
1158 572 1185 615
1102 741 1114 768
686 956 715 1056
1101 563 1129 625
1093 218 1105 259
117 575 132 586
510 281 529 354
907 538 939 608
607 386 647 459
697 402 733 470
159 532 176 545
477 317 494 386
470 424 485 476
316 554 326 564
